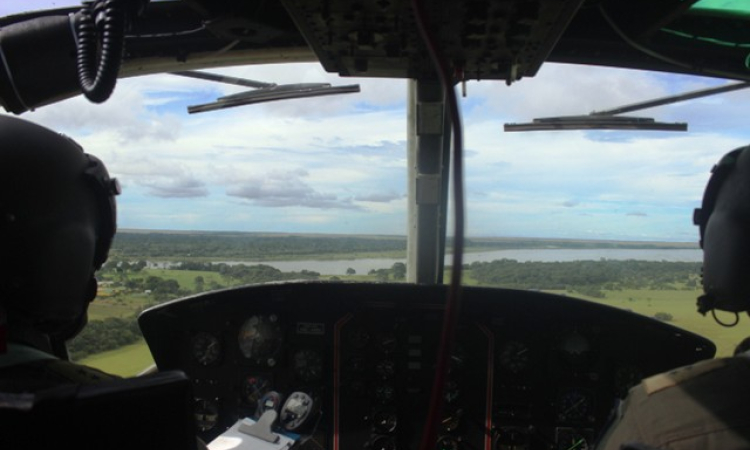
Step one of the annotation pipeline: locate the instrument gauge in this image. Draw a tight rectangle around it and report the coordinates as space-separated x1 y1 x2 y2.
376 359 396 379
494 426 530 450
555 427 593 450
293 349 323 382
348 327 371 349
557 389 594 424
372 410 398 434
443 380 460 405
369 435 396 450
238 314 283 364
242 375 271 406
191 332 221 366
499 340 531 373
559 331 594 366
194 398 219 432
375 384 395 403
378 332 397 353
436 436 460 450
449 344 466 372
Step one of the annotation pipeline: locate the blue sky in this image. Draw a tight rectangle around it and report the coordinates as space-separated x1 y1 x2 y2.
6 3 750 243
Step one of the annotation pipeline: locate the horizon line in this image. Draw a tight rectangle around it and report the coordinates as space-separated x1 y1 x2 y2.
116 228 697 245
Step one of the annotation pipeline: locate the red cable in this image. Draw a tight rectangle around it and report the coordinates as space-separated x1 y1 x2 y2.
410 2 466 450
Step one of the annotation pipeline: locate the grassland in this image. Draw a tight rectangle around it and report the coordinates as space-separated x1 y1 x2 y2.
569 288 748 358
79 341 155 376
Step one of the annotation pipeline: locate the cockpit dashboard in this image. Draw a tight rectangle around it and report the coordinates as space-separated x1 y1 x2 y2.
139 281 715 450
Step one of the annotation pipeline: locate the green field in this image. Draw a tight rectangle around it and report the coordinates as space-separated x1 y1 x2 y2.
139 268 228 290
88 293 151 321
571 288 747 357
79 340 155 376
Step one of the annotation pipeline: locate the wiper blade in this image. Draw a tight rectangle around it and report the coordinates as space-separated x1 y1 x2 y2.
171 70 360 114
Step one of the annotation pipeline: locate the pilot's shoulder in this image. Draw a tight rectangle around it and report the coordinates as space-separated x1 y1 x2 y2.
642 356 748 395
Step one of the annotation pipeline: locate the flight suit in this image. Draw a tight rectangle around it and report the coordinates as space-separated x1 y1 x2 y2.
596 354 750 450
0 343 118 392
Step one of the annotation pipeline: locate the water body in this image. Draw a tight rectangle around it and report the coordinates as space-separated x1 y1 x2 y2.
148 248 701 275
227 248 703 276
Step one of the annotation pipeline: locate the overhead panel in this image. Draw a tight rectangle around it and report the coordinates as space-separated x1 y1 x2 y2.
280 0 585 82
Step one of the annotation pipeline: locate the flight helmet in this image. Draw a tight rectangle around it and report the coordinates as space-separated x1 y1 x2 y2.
694 146 750 315
0 115 119 342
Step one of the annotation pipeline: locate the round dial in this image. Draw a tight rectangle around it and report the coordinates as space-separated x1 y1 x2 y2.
348 327 371 349
557 389 593 423
238 314 283 363
436 436 460 450
494 427 530 450
375 384 395 403
242 375 271 406
378 332 397 353
293 349 323 382
555 428 592 450
499 340 531 373
369 435 396 450
559 331 593 366
372 410 397 433
257 391 283 416
443 380 460 405
191 332 221 366
376 359 396 379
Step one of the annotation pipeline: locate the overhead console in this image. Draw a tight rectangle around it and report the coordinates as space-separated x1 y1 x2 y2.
279 0 586 82
139 281 715 449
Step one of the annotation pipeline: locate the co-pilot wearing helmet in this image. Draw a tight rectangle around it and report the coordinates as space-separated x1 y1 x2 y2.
595 147 750 450
0 114 120 390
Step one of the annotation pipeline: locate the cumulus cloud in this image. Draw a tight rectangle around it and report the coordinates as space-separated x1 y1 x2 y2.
226 169 361 210
24 79 183 144
102 156 209 198
139 177 209 198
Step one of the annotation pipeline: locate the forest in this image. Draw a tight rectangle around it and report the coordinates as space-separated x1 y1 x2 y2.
467 259 701 298
109 231 696 260
110 232 407 259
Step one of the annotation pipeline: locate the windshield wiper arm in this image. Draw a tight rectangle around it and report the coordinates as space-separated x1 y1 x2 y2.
171 70 360 114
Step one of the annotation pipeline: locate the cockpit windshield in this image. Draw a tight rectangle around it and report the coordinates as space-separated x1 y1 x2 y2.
3 2 750 449
15 60 746 372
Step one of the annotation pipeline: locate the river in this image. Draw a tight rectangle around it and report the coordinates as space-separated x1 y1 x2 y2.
194 248 702 276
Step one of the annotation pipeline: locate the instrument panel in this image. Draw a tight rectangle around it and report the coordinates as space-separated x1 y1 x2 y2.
138 281 715 450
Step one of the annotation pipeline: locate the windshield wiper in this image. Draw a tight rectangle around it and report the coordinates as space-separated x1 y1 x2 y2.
171 70 360 113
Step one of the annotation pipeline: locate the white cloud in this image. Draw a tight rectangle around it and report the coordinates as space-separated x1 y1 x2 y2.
13 61 749 240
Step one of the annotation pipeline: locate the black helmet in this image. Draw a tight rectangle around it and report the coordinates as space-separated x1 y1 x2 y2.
0 115 119 340
694 146 750 315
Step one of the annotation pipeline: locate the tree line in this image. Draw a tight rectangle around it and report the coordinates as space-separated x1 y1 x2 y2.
110 232 696 260
111 232 407 259
467 259 701 297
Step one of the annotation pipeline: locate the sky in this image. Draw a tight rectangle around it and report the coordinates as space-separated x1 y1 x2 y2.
5 2 750 243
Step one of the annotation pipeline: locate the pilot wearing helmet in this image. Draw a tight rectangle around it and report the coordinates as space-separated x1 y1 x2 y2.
0 114 121 391
595 147 750 450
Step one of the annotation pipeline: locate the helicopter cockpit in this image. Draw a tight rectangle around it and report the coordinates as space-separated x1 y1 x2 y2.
2 1 750 449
